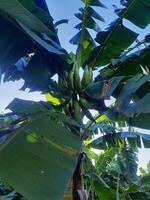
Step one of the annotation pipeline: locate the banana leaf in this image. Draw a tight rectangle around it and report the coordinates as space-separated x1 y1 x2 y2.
0 114 81 200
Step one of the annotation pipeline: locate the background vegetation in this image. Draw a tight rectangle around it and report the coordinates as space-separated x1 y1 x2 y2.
0 0 150 199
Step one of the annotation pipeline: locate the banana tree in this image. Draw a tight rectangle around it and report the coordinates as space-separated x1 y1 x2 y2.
85 148 150 200
0 0 150 199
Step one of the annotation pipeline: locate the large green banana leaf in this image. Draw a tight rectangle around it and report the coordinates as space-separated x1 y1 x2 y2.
0 113 81 200
17 0 59 42
88 20 138 67
0 0 53 35
121 0 150 29
99 45 150 78
0 0 68 91
85 74 150 129
86 0 150 67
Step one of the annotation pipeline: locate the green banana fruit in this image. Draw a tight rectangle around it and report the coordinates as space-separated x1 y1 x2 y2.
88 67 93 84
81 65 89 89
73 64 81 92
68 70 74 90
73 100 82 122
81 66 93 89
59 77 68 89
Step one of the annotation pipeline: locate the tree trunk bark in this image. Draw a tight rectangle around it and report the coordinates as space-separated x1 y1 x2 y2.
72 153 88 200
72 153 83 200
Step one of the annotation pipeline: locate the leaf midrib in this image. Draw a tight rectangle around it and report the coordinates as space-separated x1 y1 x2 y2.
90 0 137 68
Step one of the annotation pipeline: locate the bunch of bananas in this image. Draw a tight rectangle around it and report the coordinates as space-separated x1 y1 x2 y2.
58 64 94 123
58 63 93 95
67 64 93 93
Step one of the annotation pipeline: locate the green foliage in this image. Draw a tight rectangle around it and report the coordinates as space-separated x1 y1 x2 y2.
0 102 81 200
86 0 150 68
0 0 150 199
0 0 68 91
81 147 150 199
90 148 150 200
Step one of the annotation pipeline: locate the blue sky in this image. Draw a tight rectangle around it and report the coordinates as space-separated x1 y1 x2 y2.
0 0 150 169
0 0 120 112
46 0 119 51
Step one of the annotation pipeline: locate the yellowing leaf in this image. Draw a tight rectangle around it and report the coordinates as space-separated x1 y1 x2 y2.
41 135 79 157
45 93 60 105
83 139 92 146
96 114 108 122
64 179 73 200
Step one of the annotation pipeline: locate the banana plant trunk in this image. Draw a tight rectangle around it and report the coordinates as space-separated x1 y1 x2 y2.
72 153 87 200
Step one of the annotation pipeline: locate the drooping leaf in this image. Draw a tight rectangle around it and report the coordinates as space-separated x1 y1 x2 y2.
86 0 150 68
87 19 138 67
100 44 150 78
120 0 150 29
1 22 68 90
7 98 51 115
0 0 69 91
9 51 54 91
0 0 53 36
86 76 124 100
17 21 63 55
0 114 82 200
17 0 59 43
115 75 150 114
0 16 35 79
126 91 150 116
